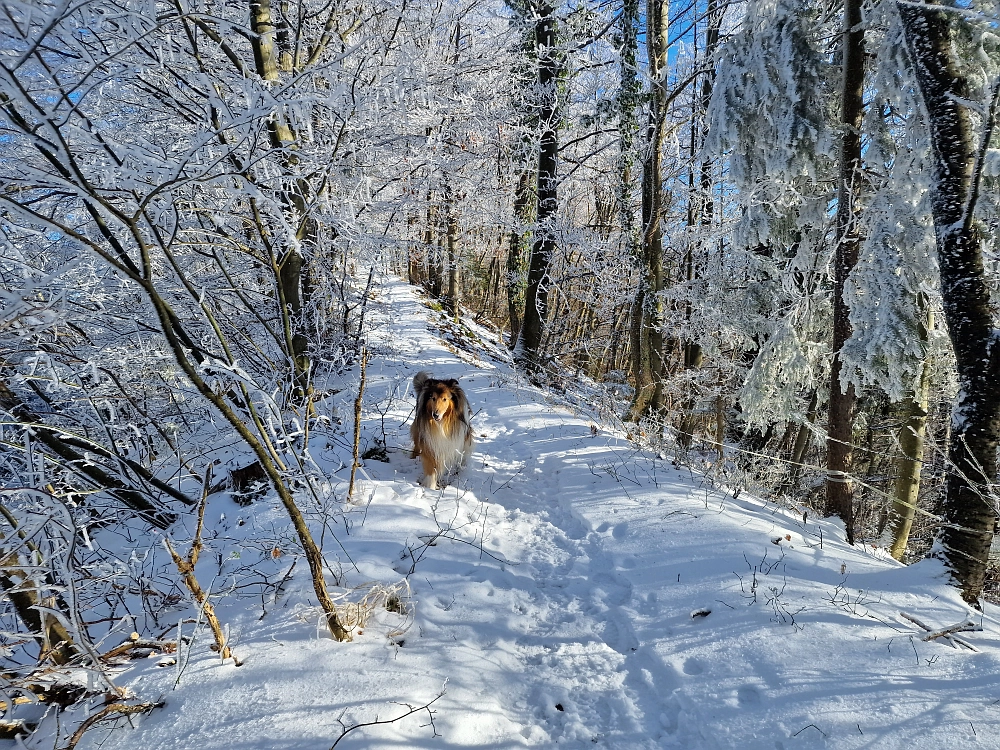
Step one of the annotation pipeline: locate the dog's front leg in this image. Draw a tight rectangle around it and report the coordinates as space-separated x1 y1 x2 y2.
420 454 439 490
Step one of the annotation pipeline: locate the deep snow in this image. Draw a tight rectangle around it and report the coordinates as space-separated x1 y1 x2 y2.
20 277 1000 749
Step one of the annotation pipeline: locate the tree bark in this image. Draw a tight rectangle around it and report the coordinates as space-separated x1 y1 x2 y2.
507 169 533 347
900 1 1000 602
250 0 280 82
516 1 559 374
627 0 669 421
888 305 932 561
825 0 865 543
407 213 421 285
445 183 461 319
251 0 314 403
423 200 439 297
785 389 819 490
626 285 655 420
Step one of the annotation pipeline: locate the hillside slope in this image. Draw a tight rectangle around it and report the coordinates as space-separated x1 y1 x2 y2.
53 278 1000 750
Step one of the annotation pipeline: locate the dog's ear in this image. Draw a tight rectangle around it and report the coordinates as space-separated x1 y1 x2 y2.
413 371 430 393
445 378 459 389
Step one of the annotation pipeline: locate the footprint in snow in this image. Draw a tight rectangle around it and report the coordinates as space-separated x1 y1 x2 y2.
682 657 705 675
737 685 763 705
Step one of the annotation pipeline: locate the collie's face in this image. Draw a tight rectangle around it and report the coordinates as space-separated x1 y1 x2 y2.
424 383 457 423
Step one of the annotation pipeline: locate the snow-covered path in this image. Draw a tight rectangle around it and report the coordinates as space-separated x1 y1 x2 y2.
71 278 1000 750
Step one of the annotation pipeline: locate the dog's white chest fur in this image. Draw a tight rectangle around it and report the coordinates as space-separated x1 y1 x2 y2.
424 418 471 473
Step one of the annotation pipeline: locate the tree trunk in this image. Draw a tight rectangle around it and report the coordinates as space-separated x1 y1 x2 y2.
617 0 643 402
251 0 313 403
825 0 865 543
625 285 654 421
516 1 558 373
786 389 819 490
627 0 669 421
900 2 1000 602
677 0 721 445
445 184 461 319
407 213 421 285
508 169 533 347
432 226 445 299
888 305 932 561
250 0 280 82
677 341 703 448
423 200 438 296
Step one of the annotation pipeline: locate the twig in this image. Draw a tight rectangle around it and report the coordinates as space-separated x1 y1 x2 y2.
260 558 298 620
64 701 164 750
791 723 826 737
478 505 489 560
331 689 445 748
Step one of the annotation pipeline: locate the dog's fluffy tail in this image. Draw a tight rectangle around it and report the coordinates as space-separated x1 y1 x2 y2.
413 371 431 394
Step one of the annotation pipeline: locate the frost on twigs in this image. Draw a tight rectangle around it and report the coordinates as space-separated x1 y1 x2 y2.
302 581 414 643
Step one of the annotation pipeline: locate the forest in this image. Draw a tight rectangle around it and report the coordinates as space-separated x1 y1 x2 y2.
1 0 1000 745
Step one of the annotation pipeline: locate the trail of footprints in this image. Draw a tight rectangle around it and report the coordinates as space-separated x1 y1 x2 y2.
476 447 661 746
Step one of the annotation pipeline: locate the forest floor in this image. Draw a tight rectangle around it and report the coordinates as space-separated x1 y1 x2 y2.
21 276 1000 750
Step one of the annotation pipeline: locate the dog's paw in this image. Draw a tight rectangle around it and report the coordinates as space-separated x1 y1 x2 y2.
421 475 439 490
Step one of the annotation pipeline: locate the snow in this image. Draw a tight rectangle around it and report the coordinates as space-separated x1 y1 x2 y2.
22 277 1000 749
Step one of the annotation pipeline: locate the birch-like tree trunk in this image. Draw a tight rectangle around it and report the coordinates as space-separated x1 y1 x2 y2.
899 1 1000 602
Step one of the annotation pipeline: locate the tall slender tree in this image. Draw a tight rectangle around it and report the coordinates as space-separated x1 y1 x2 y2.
627 0 670 419
825 0 866 543
516 0 560 373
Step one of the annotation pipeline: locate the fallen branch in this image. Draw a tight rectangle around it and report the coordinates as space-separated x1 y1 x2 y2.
101 638 177 662
64 701 164 750
922 619 981 642
899 611 980 651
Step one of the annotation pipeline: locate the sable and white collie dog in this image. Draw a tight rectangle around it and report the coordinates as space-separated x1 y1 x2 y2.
410 371 474 489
